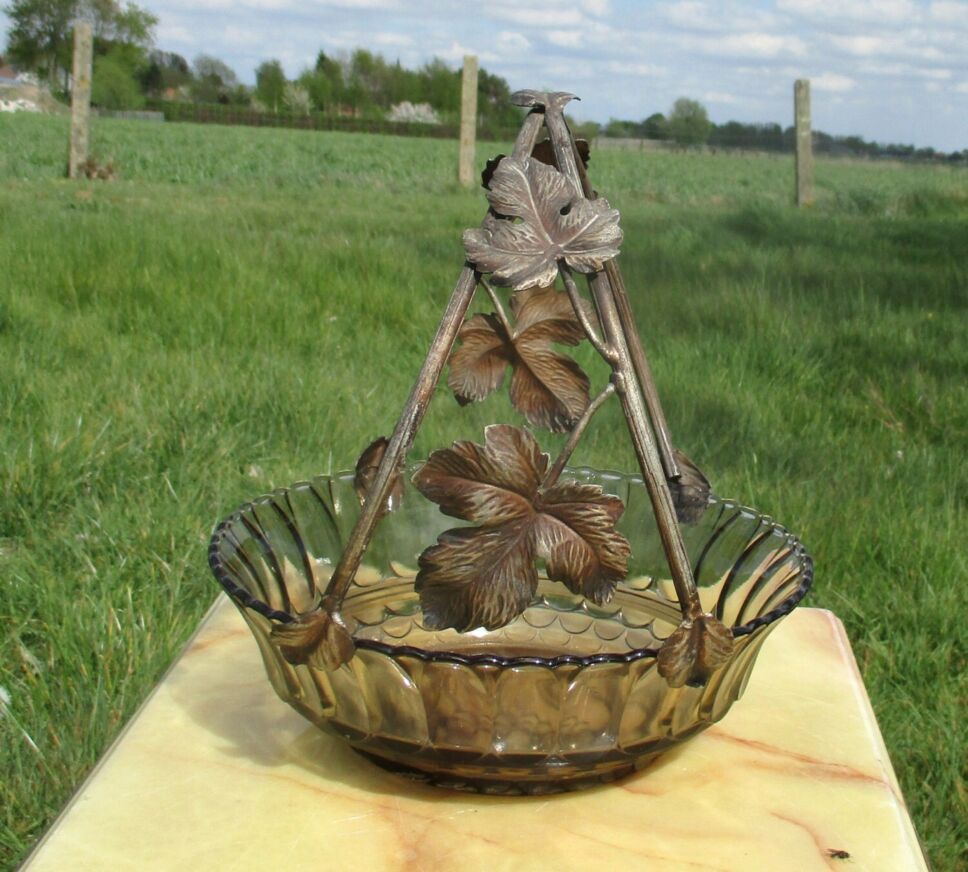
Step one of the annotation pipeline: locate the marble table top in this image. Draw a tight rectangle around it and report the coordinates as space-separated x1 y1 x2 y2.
23 597 927 871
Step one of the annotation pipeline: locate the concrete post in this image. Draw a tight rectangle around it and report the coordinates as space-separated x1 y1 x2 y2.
794 79 813 207
458 55 478 187
68 21 93 179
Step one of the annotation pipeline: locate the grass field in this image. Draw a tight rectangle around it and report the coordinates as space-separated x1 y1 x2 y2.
1 114 966 869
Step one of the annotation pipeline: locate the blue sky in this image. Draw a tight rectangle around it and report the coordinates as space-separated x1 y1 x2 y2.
4 0 967 150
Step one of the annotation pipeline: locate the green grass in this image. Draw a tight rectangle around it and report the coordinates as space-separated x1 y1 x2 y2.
1 114 966 869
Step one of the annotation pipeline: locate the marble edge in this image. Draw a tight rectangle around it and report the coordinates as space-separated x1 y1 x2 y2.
18 594 230 871
820 610 931 870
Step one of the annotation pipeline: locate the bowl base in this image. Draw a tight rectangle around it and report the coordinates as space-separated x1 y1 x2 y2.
349 742 672 795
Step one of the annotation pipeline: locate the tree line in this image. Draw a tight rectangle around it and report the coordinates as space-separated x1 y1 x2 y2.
604 97 963 163
3 0 520 128
4 0 964 161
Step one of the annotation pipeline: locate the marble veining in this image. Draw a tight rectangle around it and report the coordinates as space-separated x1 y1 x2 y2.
23 599 927 872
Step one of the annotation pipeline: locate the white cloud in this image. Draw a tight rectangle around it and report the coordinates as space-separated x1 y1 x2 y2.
484 3 585 27
372 32 413 47
830 33 944 62
495 31 531 53
434 40 497 63
812 72 856 92
955 81 968 93
606 61 668 78
223 25 263 48
703 90 740 104
929 1 968 24
545 30 583 47
156 22 196 43
660 0 778 32
691 32 807 59
778 0 918 22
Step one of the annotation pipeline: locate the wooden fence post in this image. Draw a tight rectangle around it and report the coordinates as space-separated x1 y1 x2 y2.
68 21 93 179
458 55 478 187
794 79 813 206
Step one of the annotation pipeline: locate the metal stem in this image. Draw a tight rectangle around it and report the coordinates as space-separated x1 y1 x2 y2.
481 278 513 336
570 138 680 480
542 381 615 488
543 107 703 621
560 269 613 360
324 109 546 612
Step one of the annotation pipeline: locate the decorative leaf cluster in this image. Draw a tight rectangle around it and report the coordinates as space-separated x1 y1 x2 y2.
448 285 594 433
270 597 355 671
657 614 734 688
669 447 711 524
463 156 622 291
354 436 404 515
413 425 630 632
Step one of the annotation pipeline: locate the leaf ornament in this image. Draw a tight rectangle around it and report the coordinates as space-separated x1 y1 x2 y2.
354 436 404 515
270 597 355 671
668 447 711 524
448 285 593 433
463 156 622 291
657 614 734 688
413 425 630 632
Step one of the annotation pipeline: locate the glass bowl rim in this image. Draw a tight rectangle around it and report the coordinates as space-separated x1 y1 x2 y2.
208 466 814 668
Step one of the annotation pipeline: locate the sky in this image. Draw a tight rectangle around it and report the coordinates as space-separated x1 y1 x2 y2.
3 0 967 151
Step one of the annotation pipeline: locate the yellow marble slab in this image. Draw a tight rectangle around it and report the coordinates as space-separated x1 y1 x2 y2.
23 598 927 872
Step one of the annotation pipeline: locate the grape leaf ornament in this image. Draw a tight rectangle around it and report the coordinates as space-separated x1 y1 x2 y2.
412 424 631 632
270 597 355 671
447 285 595 433
353 436 405 515
463 156 622 290
657 614 734 688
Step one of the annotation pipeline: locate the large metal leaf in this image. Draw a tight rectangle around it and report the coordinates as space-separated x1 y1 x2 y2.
657 614 734 688
447 286 592 432
463 157 622 290
413 425 630 632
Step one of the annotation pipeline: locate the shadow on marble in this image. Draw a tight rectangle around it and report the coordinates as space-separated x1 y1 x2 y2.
166 633 689 806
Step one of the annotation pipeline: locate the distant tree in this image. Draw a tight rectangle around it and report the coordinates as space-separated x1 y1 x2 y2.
297 68 331 112
642 112 668 140
604 117 641 138
283 81 310 115
568 118 600 141
91 44 142 108
255 58 286 113
4 0 155 87
667 97 712 147
139 49 190 97
190 54 236 103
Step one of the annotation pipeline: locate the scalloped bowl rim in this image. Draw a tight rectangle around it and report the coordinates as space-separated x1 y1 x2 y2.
208 465 814 668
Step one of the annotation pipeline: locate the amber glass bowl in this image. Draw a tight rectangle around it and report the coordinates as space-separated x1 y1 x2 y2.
209 468 812 793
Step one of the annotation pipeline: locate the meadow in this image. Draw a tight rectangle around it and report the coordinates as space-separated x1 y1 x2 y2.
0 113 965 869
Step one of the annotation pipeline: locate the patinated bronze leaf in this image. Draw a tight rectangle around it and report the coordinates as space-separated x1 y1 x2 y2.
270 598 355 671
413 425 630 632
353 436 404 514
463 157 622 290
447 285 592 432
657 614 734 688
668 447 711 524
